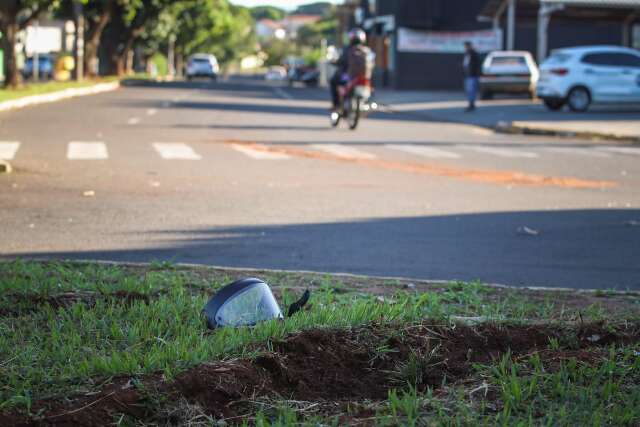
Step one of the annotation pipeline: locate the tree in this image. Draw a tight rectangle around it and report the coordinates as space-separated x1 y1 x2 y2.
82 0 115 77
161 0 256 67
101 0 172 76
0 1 58 88
292 2 333 17
250 6 285 22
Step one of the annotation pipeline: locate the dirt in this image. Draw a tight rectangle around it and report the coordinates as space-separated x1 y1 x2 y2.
2 321 638 426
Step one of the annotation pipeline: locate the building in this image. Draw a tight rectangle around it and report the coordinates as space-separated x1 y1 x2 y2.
256 19 285 40
347 0 640 90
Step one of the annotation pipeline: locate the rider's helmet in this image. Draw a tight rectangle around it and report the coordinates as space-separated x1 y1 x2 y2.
348 28 367 46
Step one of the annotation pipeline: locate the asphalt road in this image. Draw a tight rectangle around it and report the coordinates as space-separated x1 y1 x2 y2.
1 77 639 289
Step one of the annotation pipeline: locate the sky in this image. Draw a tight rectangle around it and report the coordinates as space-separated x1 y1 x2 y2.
230 0 340 11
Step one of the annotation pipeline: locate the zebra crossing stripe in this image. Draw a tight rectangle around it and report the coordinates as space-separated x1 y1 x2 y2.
598 146 640 156
311 144 376 159
461 145 539 158
231 143 290 160
67 142 108 160
545 147 611 158
153 143 202 160
388 144 460 159
0 142 20 160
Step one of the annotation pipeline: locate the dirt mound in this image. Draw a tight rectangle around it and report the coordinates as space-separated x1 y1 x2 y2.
2 321 638 426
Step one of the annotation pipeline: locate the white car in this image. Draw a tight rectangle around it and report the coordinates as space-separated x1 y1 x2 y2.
186 54 219 81
265 66 287 81
537 45 640 112
480 51 539 99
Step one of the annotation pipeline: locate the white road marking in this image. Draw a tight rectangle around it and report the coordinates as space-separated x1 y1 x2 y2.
388 144 461 159
146 108 158 116
273 87 293 100
0 141 20 160
231 144 290 160
545 147 611 158
153 143 202 160
127 117 141 125
311 144 377 159
67 142 108 160
598 146 640 156
460 145 539 158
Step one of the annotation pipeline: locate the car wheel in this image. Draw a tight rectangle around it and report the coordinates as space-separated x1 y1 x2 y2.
567 87 591 112
543 99 565 111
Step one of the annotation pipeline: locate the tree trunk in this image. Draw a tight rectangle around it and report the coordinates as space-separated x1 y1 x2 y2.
1 22 20 88
84 0 114 77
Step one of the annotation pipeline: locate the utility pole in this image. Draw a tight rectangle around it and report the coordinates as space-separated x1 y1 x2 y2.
74 1 85 81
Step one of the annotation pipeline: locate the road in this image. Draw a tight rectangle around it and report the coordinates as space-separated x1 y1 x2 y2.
1 78 639 289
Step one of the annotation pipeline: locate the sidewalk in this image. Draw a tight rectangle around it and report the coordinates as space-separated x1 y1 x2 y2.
375 89 640 142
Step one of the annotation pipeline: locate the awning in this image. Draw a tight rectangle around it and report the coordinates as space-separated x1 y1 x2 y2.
480 0 640 22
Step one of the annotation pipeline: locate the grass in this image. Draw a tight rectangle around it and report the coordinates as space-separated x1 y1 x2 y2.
0 260 638 425
0 76 128 103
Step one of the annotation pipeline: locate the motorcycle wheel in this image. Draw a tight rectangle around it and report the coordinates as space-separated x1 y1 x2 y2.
347 97 360 130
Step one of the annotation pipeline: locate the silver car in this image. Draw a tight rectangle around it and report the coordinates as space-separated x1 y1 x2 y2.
480 51 539 99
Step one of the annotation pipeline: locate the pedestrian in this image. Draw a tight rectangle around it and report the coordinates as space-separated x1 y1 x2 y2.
463 41 481 112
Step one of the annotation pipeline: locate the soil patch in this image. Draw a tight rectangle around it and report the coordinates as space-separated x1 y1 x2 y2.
2 321 638 426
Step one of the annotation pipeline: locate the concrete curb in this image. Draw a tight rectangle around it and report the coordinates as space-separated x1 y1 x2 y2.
0 160 12 174
495 120 640 144
0 81 120 113
8 258 638 296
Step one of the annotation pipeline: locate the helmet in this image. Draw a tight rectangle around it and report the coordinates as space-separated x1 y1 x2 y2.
203 278 310 329
203 278 283 329
348 28 366 45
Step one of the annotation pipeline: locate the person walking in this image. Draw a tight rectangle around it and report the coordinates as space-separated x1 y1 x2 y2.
463 41 481 112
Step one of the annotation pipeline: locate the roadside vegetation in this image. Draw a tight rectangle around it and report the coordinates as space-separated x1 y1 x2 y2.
0 77 123 103
0 260 638 426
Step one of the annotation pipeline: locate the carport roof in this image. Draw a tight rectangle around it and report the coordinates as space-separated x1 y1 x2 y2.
480 0 640 21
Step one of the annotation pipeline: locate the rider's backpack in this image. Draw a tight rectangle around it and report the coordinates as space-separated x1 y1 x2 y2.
348 45 374 80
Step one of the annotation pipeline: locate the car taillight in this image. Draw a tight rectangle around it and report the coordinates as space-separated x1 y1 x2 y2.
549 68 569 76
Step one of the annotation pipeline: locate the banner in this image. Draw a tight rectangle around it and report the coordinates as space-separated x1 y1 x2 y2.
397 27 503 54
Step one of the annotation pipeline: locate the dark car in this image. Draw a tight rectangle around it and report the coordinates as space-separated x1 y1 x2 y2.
288 66 320 87
22 55 54 80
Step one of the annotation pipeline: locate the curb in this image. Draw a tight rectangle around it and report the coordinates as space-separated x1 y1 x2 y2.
495 120 640 144
9 258 639 296
0 81 120 113
0 160 12 174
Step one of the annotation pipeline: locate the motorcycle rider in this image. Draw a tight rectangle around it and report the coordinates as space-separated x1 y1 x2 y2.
330 28 370 112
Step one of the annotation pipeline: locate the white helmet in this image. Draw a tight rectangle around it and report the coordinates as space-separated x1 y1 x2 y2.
348 28 367 45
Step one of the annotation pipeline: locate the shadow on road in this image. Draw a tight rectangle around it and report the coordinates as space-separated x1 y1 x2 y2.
5 209 639 290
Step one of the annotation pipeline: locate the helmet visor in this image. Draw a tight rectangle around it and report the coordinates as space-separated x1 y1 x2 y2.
215 282 283 328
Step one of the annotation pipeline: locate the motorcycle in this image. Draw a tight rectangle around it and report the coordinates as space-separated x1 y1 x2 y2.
330 76 378 130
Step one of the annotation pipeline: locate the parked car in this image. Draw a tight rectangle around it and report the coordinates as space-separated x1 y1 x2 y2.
480 51 539 99
287 66 320 87
22 55 54 80
186 54 219 81
265 66 287 81
537 45 640 112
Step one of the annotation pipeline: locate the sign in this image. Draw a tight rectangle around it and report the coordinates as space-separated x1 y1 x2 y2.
397 27 502 54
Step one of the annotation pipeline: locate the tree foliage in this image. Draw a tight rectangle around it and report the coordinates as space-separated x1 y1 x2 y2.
250 6 285 22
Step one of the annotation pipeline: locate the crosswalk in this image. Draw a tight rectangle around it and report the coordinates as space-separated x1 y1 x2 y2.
1 141 639 163
67 142 109 160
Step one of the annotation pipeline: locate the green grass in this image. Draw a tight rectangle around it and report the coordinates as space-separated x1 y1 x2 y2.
0 260 638 425
0 76 121 103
